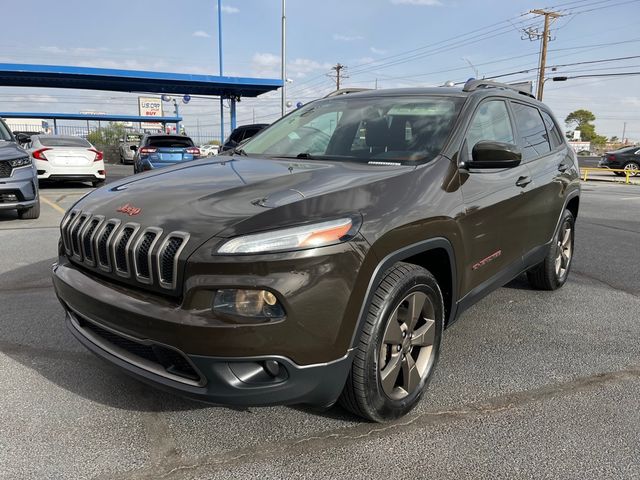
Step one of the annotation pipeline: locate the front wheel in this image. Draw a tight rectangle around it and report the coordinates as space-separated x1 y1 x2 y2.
339 263 443 422
18 200 40 220
527 209 575 290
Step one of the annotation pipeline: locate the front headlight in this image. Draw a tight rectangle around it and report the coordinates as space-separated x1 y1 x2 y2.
217 217 358 254
9 157 31 168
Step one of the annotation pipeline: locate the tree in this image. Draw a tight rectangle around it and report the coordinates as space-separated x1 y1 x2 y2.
87 122 127 148
609 135 619 143
564 109 604 142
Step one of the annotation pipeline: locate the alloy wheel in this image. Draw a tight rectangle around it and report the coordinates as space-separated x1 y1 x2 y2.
555 220 573 278
379 291 436 400
624 163 639 176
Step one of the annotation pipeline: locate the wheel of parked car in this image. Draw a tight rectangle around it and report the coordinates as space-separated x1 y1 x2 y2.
340 263 443 422
527 209 575 290
623 161 639 176
18 200 40 220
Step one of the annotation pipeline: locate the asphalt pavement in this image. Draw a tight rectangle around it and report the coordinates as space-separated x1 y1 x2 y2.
0 164 638 479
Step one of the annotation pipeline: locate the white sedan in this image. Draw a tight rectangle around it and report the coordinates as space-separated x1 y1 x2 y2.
27 135 106 187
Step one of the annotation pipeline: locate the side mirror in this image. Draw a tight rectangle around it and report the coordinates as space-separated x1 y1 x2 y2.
467 141 521 169
14 133 30 144
130 145 138 151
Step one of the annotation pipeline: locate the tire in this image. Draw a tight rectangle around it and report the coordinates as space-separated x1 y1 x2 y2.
339 262 444 422
527 209 575 290
18 200 40 220
92 180 105 188
623 161 639 177
613 171 625 177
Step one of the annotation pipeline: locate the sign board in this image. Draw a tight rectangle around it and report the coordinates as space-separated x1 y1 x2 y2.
138 96 163 129
79 110 107 116
568 141 591 153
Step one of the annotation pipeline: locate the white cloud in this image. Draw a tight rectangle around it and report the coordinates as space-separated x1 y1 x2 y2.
333 34 364 42
192 30 211 38
390 0 442 5
221 5 239 14
370 47 388 55
251 52 332 79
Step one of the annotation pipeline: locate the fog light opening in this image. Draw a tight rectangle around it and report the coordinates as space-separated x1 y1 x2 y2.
264 360 281 377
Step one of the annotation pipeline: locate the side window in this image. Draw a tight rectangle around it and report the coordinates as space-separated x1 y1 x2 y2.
540 110 563 149
511 102 551 160
465 100 515 158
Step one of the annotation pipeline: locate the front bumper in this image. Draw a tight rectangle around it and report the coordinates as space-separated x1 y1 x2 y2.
0 165 38 210
52 236 369 406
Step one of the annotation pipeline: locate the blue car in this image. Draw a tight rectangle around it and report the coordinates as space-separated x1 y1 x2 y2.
132 134 200 173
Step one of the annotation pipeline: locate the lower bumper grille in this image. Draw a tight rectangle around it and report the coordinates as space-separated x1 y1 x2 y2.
69 311 203 386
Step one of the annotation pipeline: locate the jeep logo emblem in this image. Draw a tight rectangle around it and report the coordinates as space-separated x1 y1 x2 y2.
116 204 142 216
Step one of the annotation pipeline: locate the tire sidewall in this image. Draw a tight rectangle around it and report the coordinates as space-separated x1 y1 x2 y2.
551 209 575 288
363 271 444 420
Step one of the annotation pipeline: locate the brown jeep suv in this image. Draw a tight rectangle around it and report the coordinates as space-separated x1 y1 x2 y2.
52 81 580 422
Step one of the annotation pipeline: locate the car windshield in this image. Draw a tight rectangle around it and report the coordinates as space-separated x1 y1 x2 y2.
0 120 12 141
147 136 194 148
241 95 465 163
40 136 92 147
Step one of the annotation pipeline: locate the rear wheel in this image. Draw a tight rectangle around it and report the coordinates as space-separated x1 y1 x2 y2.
339 263 443 422
527 209 575 290
18 200 40 220
623 161 639 176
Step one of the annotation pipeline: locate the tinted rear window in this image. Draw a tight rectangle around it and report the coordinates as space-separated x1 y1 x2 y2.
39 137 91 147
511 102 551 160
147 136 193 148
0 120 11 141
540 111 563 149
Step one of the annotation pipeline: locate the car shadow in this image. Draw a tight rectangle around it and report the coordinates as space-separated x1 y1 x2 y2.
0 257 357 419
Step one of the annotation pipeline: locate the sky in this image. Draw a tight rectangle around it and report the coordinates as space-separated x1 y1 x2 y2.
1 0 639 142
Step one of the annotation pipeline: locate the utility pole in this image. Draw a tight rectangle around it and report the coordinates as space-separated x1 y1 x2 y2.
281 0 286 117
329 63 348 91
523 9 562 101
217 0 225 142
622 122 627 144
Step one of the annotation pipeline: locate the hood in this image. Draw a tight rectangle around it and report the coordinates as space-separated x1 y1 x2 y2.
0 140 27 161
73 156 414 241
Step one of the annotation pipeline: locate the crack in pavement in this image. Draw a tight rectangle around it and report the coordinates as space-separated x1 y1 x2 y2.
102 366 640 480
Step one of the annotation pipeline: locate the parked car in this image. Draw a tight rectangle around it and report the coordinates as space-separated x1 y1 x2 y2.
132 134 200 173
119 133 142 164
199 144 220 156
0 119 40 219
26 135 105 187
220 123 268 152
52 81 580 421
598 145 640 176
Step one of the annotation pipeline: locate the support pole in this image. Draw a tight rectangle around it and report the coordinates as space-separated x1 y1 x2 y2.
217 0 225 142
53 118 58 135
230 98 237 132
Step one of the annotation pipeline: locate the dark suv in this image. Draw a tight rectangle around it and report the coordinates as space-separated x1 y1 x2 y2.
0 119 40 219
52 81 580 422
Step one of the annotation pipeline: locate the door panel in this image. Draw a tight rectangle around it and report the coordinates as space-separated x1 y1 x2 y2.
457 99 530 297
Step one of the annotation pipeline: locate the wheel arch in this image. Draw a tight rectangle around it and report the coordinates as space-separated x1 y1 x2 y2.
349 237 458 350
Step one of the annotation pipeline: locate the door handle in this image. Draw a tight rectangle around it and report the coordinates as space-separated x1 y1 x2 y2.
558 163 569 172
516 176 532 188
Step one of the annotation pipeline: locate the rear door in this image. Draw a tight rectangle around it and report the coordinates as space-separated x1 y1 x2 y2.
457 98 533 296
509 102 566 256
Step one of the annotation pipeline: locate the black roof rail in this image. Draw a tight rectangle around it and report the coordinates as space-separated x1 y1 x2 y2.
462 79 536 99
323 88 371 98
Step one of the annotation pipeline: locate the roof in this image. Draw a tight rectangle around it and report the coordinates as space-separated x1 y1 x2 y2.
0 63 283 97
0 112 182 123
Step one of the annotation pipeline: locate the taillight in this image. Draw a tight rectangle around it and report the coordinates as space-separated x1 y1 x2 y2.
88 148 103 161
139 147 157 155
32 148 51 161
608 154 616 161
186 147 201 156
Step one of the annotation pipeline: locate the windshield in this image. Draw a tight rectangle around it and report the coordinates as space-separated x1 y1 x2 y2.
242 95 464 163
40 136 91 147
0 120 12 141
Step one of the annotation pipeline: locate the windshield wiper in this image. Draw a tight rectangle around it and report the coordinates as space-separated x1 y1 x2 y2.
231 147 247 156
